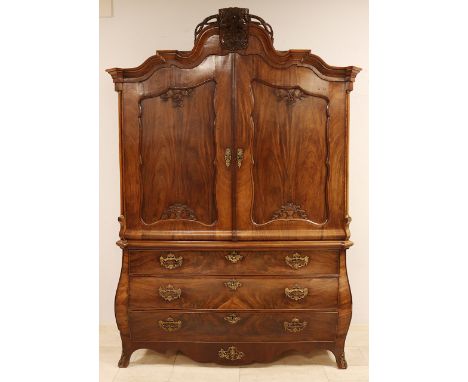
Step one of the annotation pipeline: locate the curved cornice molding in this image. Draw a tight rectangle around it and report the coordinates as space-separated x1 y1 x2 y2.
106 9 361 85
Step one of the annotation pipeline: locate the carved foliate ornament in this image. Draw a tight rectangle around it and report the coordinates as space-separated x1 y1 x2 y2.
218 7 250 51
276 88 307 105
161 203 197 220
271 202 308 220
160 89 192 108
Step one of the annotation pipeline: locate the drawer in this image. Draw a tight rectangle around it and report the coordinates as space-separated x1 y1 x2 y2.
129 249 338 276
129 310 337 342
129 276 338 310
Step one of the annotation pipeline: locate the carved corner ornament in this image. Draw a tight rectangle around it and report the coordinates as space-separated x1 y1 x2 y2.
272 202 308 220
160 89 192 108
161 203 197 221
276 88 307 105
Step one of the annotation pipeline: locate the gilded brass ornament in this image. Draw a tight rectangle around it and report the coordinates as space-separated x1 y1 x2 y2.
284 285 308 301
159 284 182 301
285 253 309 269
160 253 183 269
158 317 182 332
218 345 245 360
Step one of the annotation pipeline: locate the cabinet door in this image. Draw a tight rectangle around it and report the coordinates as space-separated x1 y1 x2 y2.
235 54 347 240
121 55 233 240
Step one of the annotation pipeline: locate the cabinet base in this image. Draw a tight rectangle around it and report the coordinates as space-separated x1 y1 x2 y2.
116 340 347 368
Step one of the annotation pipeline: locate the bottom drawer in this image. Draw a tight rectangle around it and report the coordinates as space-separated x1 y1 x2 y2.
129 310 337 342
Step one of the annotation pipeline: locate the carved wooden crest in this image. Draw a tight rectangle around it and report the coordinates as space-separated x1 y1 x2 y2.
194 7 274 52
218 7 250 51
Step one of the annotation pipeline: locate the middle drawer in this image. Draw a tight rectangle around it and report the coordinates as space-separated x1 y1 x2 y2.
129 276 338 310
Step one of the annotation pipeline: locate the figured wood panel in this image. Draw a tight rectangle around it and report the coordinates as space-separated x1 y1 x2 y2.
139 80 217 225
129 249 339 276
251 80 329 225
129 276 338 310
129 310 337 342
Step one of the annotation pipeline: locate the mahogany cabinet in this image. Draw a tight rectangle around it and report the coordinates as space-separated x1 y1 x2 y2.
107 7 360 368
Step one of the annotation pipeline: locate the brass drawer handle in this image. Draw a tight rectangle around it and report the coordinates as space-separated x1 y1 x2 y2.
225 148 232 167
218 345 245 361
224 279 242 290
224 313 242 324
225 251 243 263
237 148 244 168
283 318 308 332
158 317 182 332
285 284 308 301
159 284 182 301
160 253 183 269
285 253 309 269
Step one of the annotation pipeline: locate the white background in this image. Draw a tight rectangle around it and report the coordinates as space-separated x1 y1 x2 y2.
100 0 369 325
1 0 467 381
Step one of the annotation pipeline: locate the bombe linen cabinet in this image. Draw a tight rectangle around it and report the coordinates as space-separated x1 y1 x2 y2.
107 7 360 369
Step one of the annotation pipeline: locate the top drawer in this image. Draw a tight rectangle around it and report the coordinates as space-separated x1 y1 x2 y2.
129 249 338 276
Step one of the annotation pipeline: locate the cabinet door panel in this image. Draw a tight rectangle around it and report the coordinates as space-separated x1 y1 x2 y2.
121 55 233 240
251 80 329 225
140 80 217 226
235 54 347 240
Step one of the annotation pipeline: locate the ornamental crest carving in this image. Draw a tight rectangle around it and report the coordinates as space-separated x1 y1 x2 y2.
219 7 250 51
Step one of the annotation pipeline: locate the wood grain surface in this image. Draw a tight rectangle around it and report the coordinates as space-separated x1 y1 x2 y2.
129 276 338 310
129 310 337 342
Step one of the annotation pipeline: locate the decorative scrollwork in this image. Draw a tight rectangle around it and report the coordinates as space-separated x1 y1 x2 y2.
159 284 182 302
218 345 245 361
160 89 192 107
161 203 197 220
225 251 243 263
271 202 308 220
285 253 309 269
285 284 308 301
224 279 242 290
224 313 242 324
194 8 274 50
160 253 183 270
276 88 307 105
158 317 182 332
283 318 308 333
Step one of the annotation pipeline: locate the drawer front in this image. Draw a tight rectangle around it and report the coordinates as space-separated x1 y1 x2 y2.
129 276 338 310
129 310 337 342
129 250 338 276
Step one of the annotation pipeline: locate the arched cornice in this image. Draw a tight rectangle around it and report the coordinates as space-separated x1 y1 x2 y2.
107 8 361 86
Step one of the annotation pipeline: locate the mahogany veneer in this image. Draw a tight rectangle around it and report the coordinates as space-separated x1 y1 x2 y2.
107 7 360 369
